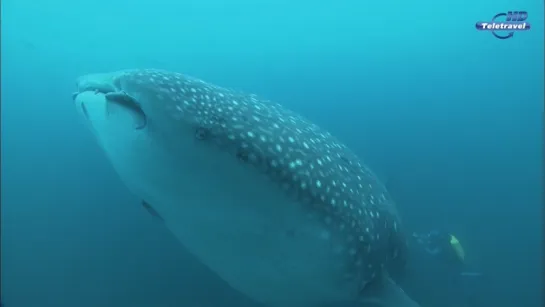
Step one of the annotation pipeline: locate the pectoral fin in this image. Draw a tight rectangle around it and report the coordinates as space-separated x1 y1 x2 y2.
142 201 164 222
360 275 421 307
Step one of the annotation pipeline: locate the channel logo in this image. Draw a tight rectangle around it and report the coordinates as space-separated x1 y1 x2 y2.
475 11 531 39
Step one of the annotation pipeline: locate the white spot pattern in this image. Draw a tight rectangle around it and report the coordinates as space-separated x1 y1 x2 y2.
110 68 408 289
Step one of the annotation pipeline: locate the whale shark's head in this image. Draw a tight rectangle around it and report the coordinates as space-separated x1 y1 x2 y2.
72 70 212 212
73 69 238 157
72 69 209 173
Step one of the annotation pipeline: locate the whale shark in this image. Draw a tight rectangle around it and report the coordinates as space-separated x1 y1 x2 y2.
73 69 421 307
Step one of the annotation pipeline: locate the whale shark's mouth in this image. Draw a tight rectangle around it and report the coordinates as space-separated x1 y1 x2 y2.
73 79 147 130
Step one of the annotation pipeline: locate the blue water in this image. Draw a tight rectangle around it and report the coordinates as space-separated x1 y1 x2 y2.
1 0 543 306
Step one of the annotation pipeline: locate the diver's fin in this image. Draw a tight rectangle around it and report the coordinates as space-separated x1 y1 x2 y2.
142 201 164 222
360 275 421 307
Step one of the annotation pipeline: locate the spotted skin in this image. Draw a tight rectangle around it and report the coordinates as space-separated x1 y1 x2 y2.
74 69 414 307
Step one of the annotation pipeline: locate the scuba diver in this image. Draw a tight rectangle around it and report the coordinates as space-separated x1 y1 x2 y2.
409 230 483 307
412 230 467 267
412 230 484 278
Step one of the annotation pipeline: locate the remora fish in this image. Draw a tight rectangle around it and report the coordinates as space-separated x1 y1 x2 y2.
73 69 420 307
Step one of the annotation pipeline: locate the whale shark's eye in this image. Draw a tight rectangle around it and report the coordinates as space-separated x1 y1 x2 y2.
195 127 209 140
236 148 249 162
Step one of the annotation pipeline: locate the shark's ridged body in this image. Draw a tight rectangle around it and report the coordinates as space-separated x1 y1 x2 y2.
74 69 415 307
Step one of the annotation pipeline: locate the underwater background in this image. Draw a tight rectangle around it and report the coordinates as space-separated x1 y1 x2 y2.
1 0 543 306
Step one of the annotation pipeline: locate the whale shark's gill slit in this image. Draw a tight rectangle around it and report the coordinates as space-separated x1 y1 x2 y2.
233 140 307 199
235 143 269 170
340 156 351 165
339 154 360 176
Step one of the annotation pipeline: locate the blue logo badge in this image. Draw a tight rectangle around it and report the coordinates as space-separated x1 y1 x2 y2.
476 11 531 39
